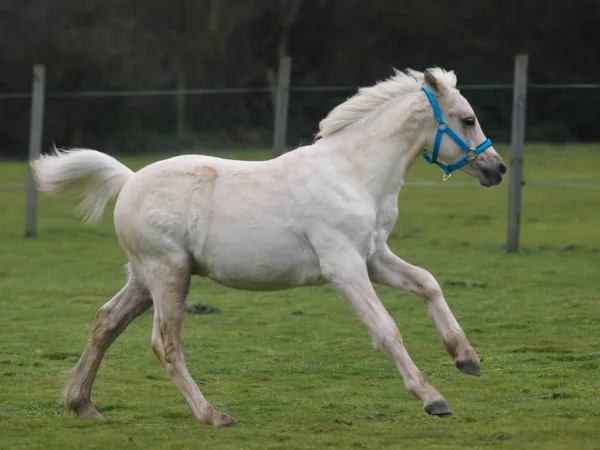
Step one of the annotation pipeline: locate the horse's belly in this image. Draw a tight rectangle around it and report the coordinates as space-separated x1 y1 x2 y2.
196 233 325 291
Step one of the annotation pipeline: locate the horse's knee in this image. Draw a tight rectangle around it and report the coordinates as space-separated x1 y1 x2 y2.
413 271 442 300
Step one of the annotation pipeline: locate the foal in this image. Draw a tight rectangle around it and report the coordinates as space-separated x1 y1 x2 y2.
32 68 505 425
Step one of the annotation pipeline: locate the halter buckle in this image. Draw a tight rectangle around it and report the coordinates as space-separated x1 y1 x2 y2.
465 149 478 161
442 172 452 181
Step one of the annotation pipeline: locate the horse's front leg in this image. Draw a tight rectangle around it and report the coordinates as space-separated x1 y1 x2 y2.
368 244 480 376
320 249 452 416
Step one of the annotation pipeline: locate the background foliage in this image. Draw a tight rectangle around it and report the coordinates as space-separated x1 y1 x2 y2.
1 1 599 156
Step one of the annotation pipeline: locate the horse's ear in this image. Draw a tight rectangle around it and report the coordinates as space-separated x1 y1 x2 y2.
424 69 441 94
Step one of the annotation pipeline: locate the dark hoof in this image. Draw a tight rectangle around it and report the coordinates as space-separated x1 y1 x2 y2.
424 400 453 416
212 412 240 427
456 360 480 376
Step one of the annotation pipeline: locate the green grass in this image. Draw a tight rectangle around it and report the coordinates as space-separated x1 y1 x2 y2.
1 144 600 449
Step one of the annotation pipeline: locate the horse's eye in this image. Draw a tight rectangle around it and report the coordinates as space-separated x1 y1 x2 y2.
462 117 476 127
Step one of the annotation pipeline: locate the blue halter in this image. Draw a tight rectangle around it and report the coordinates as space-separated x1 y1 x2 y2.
421 86 492 180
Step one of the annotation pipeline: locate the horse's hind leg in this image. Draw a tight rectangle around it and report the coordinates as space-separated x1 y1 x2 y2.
64 266 152 419
146 260 238 426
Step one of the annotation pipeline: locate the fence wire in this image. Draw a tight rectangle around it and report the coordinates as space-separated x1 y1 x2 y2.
2 81 599 158
2 83 600 100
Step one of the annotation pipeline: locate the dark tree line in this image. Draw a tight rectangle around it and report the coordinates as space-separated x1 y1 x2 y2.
1 0 599 157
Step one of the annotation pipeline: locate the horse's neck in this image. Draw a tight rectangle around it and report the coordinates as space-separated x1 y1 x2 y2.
323 131 423 203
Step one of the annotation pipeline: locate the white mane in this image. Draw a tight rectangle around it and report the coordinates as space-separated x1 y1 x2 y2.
316 67 458 139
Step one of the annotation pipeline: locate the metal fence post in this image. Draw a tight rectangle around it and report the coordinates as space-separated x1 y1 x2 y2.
506 54 529 253
272 56 292 158
25 64 46 238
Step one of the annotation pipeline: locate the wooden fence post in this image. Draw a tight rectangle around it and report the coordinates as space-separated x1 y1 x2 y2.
25 64 46 238
506 54 529 253
272 56 292 158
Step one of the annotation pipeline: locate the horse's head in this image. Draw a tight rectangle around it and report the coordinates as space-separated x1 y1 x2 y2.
419 68 506 187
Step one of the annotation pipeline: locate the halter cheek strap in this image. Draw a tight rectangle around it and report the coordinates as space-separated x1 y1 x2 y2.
421 86 492 180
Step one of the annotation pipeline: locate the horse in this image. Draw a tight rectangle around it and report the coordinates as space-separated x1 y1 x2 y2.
31 67 506 426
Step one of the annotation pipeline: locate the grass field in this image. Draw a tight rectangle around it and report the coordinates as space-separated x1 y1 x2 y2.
1 144 599 449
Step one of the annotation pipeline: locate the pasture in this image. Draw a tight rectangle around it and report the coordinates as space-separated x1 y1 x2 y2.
1 144 599 449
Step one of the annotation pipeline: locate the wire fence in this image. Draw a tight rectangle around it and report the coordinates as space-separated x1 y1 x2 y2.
3 61 599 248
2 82 600 99
2 80 600 161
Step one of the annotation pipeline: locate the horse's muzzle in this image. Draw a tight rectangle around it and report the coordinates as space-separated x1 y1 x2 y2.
480 162 507 187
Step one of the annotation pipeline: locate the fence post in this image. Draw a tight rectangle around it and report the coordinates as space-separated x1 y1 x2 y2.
25 64 46 239
506 54 529 253
272 56 292 158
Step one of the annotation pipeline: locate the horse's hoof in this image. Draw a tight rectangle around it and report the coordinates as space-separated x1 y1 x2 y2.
424 400 453 416
456 360 480 377
212 411 239 427
76 404 104 420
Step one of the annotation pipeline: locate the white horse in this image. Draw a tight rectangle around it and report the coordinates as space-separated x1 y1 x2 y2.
32 68 506 426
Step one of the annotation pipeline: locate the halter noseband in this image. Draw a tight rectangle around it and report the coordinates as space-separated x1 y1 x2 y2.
421 86 492 180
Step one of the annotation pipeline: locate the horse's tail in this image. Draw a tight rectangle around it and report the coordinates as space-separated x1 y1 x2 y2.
30 147 135 224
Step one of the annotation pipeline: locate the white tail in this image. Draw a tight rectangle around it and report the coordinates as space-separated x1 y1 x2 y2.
31 147 134 223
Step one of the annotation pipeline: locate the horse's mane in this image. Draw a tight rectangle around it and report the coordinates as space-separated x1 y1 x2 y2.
316 67 457 139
